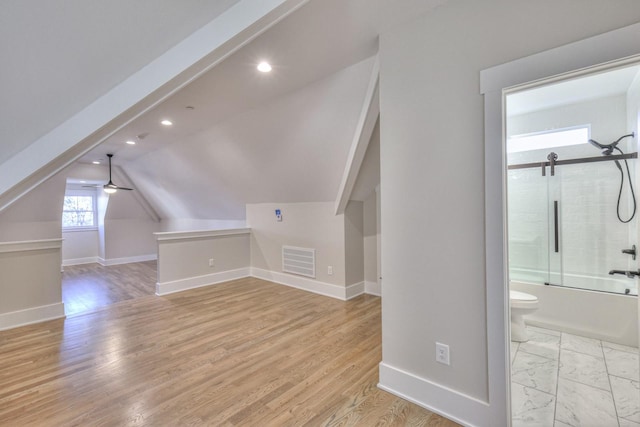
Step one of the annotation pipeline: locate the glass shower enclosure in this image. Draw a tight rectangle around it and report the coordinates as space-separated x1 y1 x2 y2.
506 64 640 297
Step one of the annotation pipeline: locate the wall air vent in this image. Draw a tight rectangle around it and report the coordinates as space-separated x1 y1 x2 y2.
282 246 316 279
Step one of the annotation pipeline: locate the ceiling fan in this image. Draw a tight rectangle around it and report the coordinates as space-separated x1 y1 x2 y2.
84 154 134 194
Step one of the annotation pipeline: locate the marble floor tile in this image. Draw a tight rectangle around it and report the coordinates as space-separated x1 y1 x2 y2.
604 347 640 382
519 330 561 360
620 418 640 427
559 349 610 391
528 325 562 337
555 378 617 427
512 351 559 395
602 340 639 354
511 382 555 427
553 421 572 427
610 375 640 423
561 333 603 359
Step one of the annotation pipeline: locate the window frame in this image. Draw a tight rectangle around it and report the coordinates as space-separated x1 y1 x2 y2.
62 188 98 232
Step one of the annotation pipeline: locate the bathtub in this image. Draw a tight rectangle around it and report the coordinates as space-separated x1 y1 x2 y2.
511 281 638 347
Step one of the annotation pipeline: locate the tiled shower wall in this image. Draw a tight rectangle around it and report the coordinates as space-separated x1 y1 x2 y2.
507 94 638 295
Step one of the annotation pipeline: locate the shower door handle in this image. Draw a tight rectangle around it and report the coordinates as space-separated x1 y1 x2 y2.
553 200 559 253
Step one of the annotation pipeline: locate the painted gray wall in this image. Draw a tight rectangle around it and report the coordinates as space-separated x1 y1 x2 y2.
247 202 347 286
379 0 640 408
344 200 364 285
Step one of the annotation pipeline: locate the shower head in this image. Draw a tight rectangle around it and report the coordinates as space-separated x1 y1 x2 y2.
589 133 635 156
589 138 616 155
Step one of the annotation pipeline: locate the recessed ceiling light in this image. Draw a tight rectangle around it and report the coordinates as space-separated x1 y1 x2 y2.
126 140 136 145
92 161 101 165
257 61 272 73
161 119 173 126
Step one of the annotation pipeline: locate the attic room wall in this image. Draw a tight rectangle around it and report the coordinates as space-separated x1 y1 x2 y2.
344 200 364 286
246 202 347 286
103 189 159 262
378 0 640 424
363 190 379 294
0 172 66 241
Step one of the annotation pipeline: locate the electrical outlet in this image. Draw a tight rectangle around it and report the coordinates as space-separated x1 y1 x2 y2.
208 258 215 267
328 266 333 275
436 342 450 365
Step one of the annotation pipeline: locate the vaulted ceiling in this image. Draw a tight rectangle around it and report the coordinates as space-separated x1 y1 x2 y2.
1 0 449 221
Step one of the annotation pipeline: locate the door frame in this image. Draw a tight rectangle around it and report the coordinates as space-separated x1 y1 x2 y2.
480 23 640 425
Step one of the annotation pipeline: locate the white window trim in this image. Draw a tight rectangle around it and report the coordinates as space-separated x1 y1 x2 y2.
62 188 98 231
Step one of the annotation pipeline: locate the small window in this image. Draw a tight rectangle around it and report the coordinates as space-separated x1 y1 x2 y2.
507 126 590 153
62 189 97 230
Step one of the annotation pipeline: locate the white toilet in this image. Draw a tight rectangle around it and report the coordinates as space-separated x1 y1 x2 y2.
510 290 539 342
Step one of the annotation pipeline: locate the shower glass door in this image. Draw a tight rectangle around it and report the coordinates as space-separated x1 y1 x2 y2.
507 166 551 285
554 159 637 295
507 149 638 296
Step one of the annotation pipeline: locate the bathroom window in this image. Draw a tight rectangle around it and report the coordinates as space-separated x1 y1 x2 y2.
62 189 97 230
507 126 590 153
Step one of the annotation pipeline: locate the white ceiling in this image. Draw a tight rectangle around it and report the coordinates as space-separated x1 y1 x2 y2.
0 0 242 165
507 64 640 116
2 0 451 221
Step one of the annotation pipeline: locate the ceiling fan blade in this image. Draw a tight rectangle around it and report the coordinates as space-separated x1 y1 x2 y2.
82 185 101 188
116 186 134 191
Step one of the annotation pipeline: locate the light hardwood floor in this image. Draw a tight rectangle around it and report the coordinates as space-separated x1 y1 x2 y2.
62 261 157 315
1 273 459 426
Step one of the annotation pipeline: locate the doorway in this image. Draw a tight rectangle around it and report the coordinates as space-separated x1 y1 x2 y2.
504 61 640 426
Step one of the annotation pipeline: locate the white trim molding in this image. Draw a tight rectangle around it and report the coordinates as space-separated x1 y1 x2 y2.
379 362 488 427
154 228 251 242
0 303 65 331
0 238 63 253
365 280 381 297
62 256 100 267
156 267 250 296
98 254 157 266
334 56 380 215
251 267 359 301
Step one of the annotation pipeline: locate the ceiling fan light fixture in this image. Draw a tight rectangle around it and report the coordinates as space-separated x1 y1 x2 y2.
104 187 117 194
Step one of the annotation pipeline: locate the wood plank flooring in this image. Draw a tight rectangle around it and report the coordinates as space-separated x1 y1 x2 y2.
62 261 157 315
1 274 460 426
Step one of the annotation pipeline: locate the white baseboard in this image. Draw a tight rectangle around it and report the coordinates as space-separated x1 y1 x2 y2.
378 362 489 427
365 280 381 296
346 281 365 300
98 254 157 266
62 256 99 266
0 302 66 331
251 267 360 301
156 267 250 296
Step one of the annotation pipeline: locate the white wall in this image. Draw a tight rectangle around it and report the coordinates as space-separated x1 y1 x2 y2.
155 229 250 295
62 230 99 264
378 1 640 425
345 200 364 286
103 188 159 261
247 202 347 286
0 172 66 241
0 240 65 330
363 191 378 293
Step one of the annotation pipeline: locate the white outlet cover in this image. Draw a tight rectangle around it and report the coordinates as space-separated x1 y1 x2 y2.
436 342 450 365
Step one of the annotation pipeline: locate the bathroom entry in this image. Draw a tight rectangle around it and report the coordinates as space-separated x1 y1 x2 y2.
505 62 640 426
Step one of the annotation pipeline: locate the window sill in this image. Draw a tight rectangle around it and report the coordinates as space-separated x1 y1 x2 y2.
62 227 98 233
